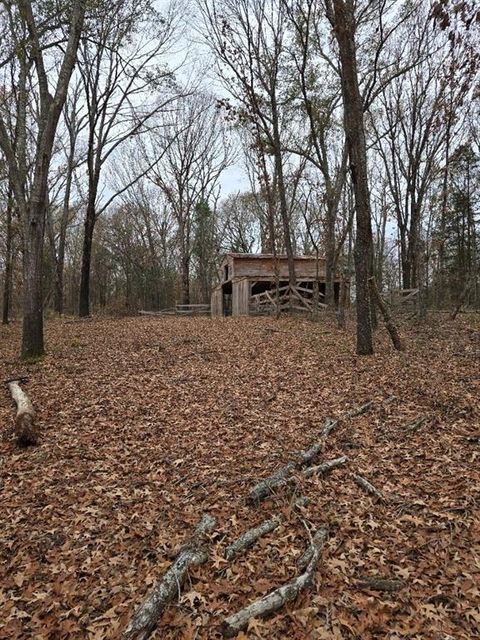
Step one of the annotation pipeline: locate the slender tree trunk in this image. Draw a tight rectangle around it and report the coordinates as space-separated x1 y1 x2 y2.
325 201 336 307
79 195 96 317
180 247 190 305
2 188 14 325
22 190 46 358
337 275 347 329
54 161 74 315
328 0 373 355
399 224 410 289
273 147 296 288
54 254 64 315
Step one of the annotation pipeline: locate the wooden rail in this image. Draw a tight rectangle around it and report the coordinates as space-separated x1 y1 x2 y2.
139 304 211 317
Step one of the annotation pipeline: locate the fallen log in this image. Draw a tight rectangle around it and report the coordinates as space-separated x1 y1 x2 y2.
5 379 37 446
225 517 281 561
357 576 403 592
122 514 215 640
247 462 296 504
304 456 348 478
352 474 384 501
221 533 324 637
296 527 328 570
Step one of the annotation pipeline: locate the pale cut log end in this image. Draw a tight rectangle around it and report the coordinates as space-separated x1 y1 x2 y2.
15 412 38 447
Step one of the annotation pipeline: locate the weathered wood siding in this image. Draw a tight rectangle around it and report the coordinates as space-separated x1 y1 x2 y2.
232 279 250 316
231 257 326 280
211 288 223 318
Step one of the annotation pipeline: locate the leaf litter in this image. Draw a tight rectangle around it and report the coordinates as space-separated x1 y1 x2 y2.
0 314 479 639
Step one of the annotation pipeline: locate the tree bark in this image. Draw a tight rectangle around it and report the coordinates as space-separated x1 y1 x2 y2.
369 277 404 351
180 246 190 306
225 517 281 561
2 188 14 325
337 275 347 329
79 195 96 317
327 0 374 355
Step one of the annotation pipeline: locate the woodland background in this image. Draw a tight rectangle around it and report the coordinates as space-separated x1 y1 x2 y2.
0 0 479 344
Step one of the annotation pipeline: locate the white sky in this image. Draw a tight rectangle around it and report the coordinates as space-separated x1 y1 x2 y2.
156 0 250 196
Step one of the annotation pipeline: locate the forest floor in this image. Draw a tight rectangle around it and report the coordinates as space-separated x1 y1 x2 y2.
0 313 479 640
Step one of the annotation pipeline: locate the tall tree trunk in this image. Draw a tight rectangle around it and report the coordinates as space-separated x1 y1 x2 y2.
22 189 46 358
328 0 373 355
2 188 14 325
54 253 64 315
273 149 296 287
54 154 75 315
180 246 190 305
325 201 336 307
79 195 96 317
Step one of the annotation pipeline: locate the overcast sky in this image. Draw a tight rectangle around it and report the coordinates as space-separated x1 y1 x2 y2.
157 0 250 197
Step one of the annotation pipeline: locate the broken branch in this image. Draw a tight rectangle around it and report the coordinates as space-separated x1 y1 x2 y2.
347 401 374 418
304 456 348 478
369 277 405 351
404 417 427 433
320 416 338 439
122 514 215 640
296 527 328 571
221 533 324 637
352 474 384 501
357 576 403 592
247 463 296 504
225 517 281 561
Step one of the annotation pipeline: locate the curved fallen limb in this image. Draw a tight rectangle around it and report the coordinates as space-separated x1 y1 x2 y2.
347 401 373 418
320 417 338 439
296 527 328 570
221 534 324 637
122 514 215 640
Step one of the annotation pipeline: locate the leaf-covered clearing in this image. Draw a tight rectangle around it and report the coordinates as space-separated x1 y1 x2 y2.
1 315 479 639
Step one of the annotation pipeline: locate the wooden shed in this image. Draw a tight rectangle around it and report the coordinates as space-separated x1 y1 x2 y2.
211 253 344 317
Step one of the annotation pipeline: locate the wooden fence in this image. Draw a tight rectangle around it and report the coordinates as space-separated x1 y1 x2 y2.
250 284 327 315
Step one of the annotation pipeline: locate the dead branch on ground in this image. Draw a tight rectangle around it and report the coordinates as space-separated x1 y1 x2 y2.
221 529 326 637
356 576 403 592
304 456 348 478
225 517 281 560
369 277 404 351
352 474 385 501
122 514 215 640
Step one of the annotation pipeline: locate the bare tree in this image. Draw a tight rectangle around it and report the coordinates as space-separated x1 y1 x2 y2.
77 0 180 316
200 0 298 288
0 0 86 357
282 0 348 307
324 0 374 354
146 93 232 305
46 80 86 315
